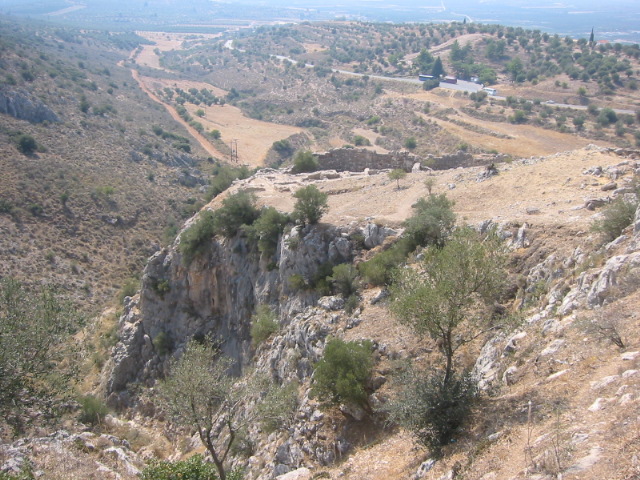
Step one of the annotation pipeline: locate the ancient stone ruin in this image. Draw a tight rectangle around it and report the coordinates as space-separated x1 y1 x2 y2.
314 147 479 172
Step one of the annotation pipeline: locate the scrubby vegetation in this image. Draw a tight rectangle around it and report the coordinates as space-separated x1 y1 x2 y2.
591 194 638 242
312 338 374 408
292 185 328 226
0 278 79 432
291 150 319 173
139 455 222 480
211 191 261 238
178 210 217 263
247 207 290 257
386 369 478 456
250 305 279 347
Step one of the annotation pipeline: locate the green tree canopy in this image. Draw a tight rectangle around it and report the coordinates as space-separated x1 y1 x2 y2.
248 206 289 257
312 338 373 407
391 227 506 384
213 190 261 237
291 150 319 173
292 185 328 226
431 56 445 77
157 341 240 480
403 194 456 249
389 168 407 189
0 279 79 430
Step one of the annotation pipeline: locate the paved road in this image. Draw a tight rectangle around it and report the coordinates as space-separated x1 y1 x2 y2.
233 42 637 116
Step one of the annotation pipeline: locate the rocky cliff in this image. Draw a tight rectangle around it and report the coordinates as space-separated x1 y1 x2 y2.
0 87 59 124
97 149 640 479
104 217 357 405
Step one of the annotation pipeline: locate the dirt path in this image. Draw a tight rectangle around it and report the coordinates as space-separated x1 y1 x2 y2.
398 90 604 157
131 69 228 160
130 33 303 166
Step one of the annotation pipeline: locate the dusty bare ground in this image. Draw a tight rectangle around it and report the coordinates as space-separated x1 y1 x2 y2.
133 32 221 70
225 146 640 480
132 34 304 166
184 102 303 167
226 146 629 231
132 71 227 160
397 89 603 157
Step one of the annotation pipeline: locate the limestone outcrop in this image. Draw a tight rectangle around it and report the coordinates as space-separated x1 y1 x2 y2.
0 87 59 123
104 220 355 404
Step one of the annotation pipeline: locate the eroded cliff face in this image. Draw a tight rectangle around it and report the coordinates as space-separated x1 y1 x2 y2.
104 220 355 405
0 87 59 123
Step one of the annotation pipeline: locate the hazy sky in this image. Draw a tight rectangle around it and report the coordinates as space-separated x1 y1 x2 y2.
1 0 638 42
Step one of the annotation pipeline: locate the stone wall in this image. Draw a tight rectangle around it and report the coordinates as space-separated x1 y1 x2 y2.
316 149 417 172
315 147 476 172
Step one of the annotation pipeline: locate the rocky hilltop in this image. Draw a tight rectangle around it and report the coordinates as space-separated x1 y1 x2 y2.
91 146 640 479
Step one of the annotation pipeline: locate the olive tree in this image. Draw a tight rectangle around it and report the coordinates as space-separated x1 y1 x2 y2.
292 185 328 226
388 168 407 190
403 194 456 249
388 227 507 452
0 278 79 430
391 227 506 385
157 341 244 480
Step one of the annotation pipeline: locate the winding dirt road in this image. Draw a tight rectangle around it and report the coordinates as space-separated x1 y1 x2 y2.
130 69 228 160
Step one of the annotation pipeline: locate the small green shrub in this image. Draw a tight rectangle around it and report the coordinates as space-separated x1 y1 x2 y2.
312 338 373 407
0 198 14 215
16 134 37 155
403 194 456 249
153 331 173 356
28 204 43 216
250 305 279 347
173 141 191 153
207 164 251 200
247 207 289 257
292 185 328 226
257 381 299 433
353 135 370 146
404 137 417 149
179 210 216 263
288 273 307 291
329 263 359 297
291 150 319 173
153 279 170 297
344 294 360 314
212 191 260 237
591 195 638 242
139 455 218 480
79 395 108 425
118 277 139 304
0 465 35 480
358 237 413 286
388 168 407 189
272 139 294 157
422 78 440 90
386 369 478 456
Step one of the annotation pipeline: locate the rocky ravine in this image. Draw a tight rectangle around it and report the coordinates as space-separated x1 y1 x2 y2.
92 148 640 480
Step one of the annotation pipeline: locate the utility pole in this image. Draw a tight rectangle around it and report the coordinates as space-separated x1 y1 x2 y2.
230 139 238 163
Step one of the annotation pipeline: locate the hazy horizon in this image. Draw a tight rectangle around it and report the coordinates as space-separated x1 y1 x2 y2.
0 0 639 42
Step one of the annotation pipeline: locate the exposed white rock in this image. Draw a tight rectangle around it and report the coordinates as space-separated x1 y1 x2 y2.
622 351 640 361
362 223 398 249
276 467 312 480
547 369 569 381
587 398 607 412
590 375 619 390
413 459 436 479
540 339 564 357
